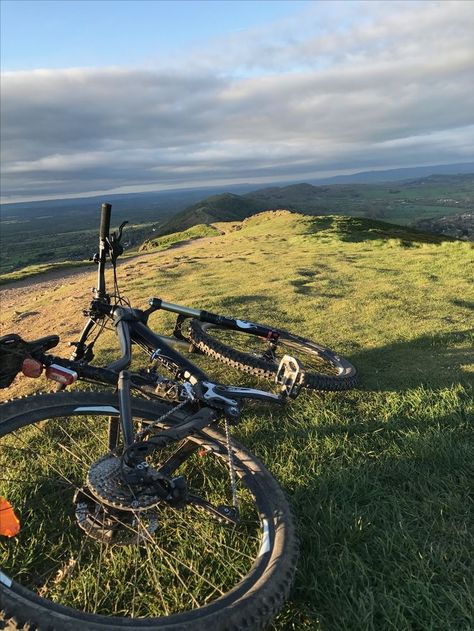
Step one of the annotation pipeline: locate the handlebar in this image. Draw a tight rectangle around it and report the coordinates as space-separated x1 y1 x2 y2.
100 203 112 241
96 203 112 299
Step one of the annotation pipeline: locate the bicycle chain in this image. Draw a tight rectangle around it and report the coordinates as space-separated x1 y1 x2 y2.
135 397 189 441
132 395 240 516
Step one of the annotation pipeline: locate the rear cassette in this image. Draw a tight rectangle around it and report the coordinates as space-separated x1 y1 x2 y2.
87 454 165 510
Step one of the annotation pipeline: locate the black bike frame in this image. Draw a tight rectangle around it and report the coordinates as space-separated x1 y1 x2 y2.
60 203 286 450
71 201 278 369
147 297 280 341
109 309 208 384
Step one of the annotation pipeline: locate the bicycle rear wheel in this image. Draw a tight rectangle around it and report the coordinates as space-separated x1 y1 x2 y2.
189 320 357 391
0 391 297 630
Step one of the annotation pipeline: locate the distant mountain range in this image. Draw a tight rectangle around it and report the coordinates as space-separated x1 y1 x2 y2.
308 161 474 185
156 173 474 238
3 161 473 212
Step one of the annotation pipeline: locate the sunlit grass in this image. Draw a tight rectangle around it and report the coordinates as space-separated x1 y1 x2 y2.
1 211 473 629
139 223 221 252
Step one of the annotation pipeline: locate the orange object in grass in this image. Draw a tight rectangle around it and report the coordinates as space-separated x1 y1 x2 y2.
0 496 20 537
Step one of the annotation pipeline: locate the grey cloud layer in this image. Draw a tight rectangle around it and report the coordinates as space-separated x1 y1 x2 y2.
1 1 473 200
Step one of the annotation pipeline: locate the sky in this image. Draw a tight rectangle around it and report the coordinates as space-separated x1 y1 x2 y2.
1 0 473 203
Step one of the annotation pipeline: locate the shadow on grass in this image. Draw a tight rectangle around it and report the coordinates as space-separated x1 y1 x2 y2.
290 266 336 296
216 294 279 312
237 329 473 629
243 403 473 630
452 298 474 311
350 329 473 392
305 216 458 245
287 426 473 631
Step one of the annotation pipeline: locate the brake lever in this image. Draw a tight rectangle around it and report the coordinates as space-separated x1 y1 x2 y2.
117 221 129 240
109 221 129 262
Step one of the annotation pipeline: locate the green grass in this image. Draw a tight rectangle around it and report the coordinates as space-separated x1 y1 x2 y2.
139 223 221 251
1 211 473 629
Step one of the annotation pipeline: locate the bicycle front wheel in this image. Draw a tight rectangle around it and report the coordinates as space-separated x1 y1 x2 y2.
189 319 357 391
0 391 297 630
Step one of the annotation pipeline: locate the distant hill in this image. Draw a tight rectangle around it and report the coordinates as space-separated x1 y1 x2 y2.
156 193 266 235
155 174 474 240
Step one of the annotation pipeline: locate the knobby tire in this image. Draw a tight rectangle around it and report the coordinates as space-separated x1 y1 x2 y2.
0 391 297 631
189 320 357 392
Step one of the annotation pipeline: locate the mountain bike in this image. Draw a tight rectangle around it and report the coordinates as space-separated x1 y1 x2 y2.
0 203 356 630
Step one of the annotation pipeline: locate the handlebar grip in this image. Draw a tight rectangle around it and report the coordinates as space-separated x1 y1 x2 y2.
100 203 112 240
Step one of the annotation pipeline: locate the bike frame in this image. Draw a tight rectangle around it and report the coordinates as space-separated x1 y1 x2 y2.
72 200 283 382
60 204 284 455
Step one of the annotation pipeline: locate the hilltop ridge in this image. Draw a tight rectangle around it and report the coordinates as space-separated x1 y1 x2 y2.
1 173 472 279
0 211 461 286
155 192 263 235
153 174 474 240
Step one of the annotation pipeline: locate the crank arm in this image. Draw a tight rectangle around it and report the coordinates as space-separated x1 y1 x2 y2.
198 381 283 407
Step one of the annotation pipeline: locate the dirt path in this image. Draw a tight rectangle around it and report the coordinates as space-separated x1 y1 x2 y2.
0 234 223 310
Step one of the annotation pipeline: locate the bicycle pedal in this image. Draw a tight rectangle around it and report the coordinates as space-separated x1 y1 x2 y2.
276 355 304 398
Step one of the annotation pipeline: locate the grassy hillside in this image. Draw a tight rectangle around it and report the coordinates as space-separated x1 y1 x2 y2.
155 173 474 239
156 192 262 235
1 212 473 630
139 223 222 252
1 174 472 278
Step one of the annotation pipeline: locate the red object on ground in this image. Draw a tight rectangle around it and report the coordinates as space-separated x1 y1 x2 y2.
0 497 21 537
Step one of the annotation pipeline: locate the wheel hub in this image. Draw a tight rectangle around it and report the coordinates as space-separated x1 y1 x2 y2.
73 487 158 546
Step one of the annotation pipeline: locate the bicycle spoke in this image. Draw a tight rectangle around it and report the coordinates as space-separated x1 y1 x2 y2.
93 514 106 614
131 531 139 618
121 510 225 602
1 407 274 620
142 540 171 616
172 507 257 565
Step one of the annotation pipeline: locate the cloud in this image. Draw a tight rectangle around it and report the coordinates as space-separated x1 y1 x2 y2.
1 0 473 201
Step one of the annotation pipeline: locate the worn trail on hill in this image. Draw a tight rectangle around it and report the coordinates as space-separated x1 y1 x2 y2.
0 235 218 309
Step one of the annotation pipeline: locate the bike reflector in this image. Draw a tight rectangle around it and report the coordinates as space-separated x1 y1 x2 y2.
0 497 20 537
22 357 43 378
46 364 78 385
